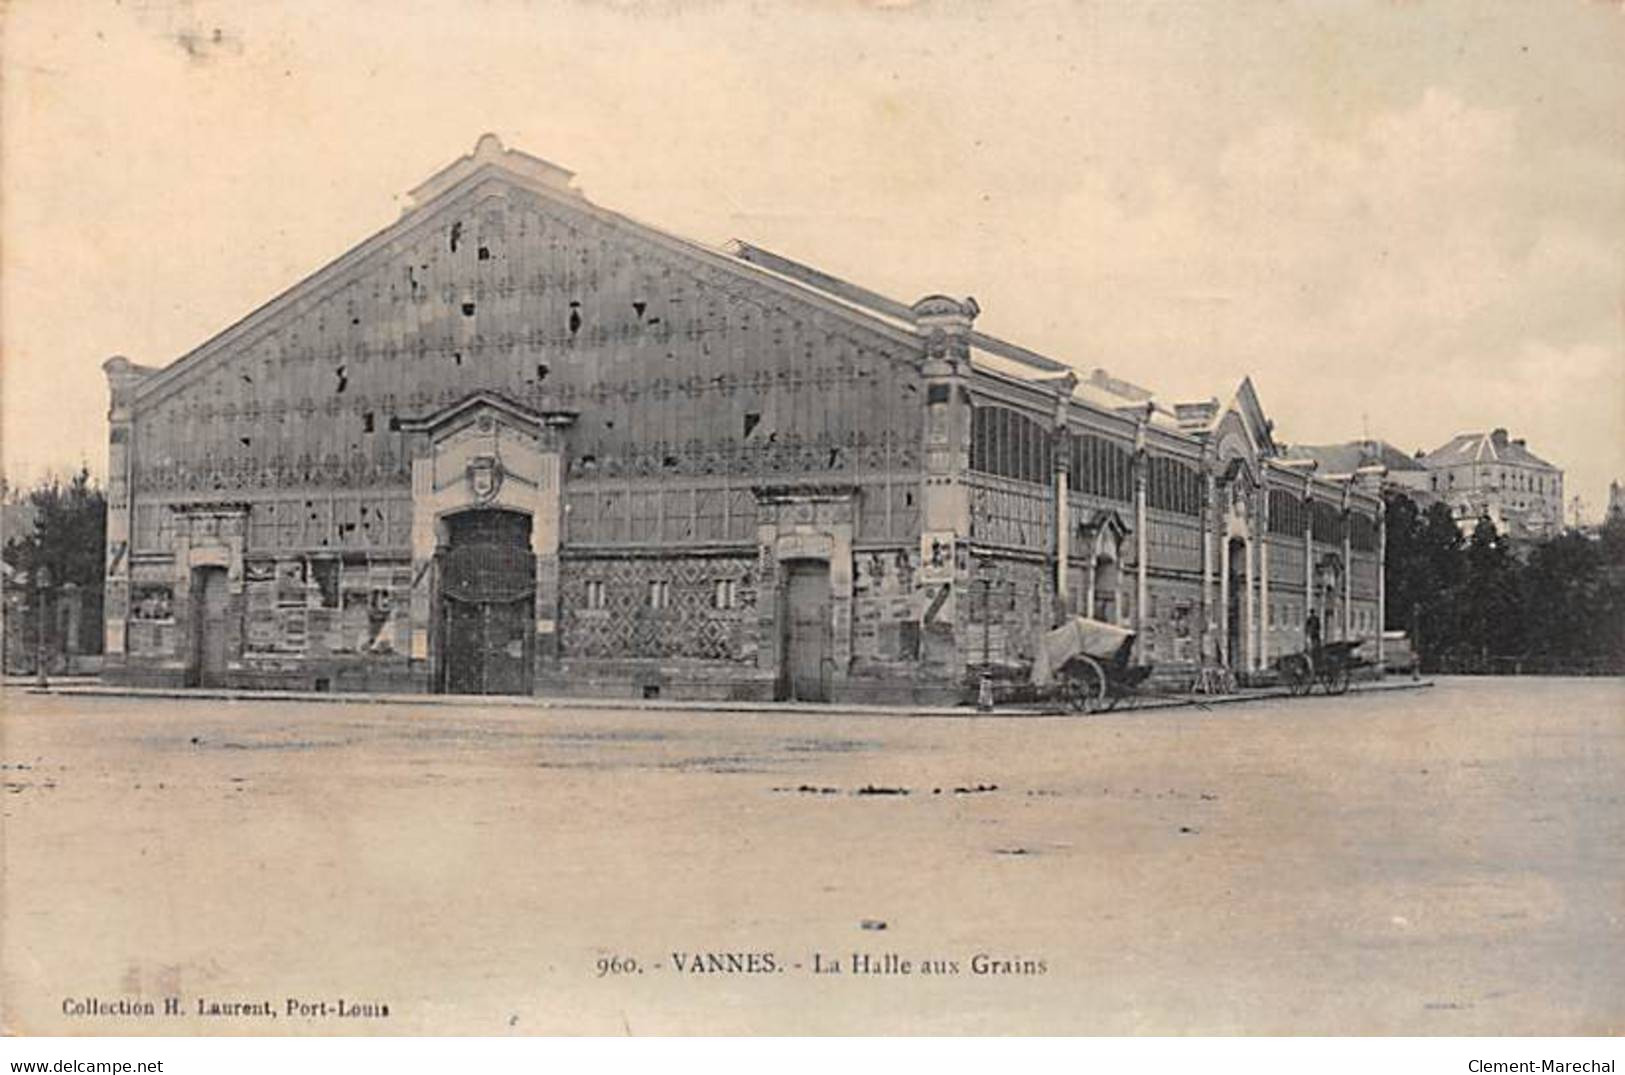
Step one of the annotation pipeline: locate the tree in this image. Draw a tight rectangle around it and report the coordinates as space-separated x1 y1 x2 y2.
2 468 107 664
2 467 106 588
1381 490 1423 632
1594 512 1625 665
1520 530 1603 661
1455 515 1520 663
1382 491 1466 669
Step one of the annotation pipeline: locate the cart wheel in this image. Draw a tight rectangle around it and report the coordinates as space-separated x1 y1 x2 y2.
1285 657 1313 697
1323 664 1351 696
1067 656 1107 714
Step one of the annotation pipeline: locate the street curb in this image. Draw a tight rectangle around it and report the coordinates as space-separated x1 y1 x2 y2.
8 677 1434 719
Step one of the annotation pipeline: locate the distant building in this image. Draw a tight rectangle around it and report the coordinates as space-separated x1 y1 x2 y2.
1419 429 1563 541
1608 481 1624 523
1285 440 1435 506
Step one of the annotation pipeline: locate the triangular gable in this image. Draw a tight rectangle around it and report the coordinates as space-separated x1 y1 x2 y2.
1218 454 1259 488
1222 377 1278 457
406 133 577 208
1077 508 1132 560
1080 507 1131 541
397 390 552 437
131 137 927 407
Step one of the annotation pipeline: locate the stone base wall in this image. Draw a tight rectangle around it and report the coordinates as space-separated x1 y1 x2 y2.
538 658 774 701
101 653 426 693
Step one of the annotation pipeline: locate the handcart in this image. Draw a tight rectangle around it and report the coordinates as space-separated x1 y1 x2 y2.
1029 617 1155 713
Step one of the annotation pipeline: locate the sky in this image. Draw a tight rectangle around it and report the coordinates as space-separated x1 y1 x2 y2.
3 0 1622 519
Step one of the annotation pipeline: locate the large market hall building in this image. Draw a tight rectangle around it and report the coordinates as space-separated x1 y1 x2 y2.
101 136 1385 702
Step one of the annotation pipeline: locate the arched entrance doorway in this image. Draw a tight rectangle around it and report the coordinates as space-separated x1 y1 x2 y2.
438 510 536 695
1226 537 1246 670
1079 510 1129 624
1316 553 1344 643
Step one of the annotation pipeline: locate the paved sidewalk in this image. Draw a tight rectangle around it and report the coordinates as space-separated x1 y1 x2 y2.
6 675 1433 718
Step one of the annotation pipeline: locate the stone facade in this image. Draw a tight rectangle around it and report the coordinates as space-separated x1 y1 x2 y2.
1420 429 1564 541
101 135 1385 700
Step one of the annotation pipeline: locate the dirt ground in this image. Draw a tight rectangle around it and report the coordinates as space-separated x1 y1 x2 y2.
2 677 1620 1035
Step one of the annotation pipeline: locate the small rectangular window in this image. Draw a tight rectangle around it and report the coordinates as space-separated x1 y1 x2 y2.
648 580 671 610
584 580 606 610
713 578 737 610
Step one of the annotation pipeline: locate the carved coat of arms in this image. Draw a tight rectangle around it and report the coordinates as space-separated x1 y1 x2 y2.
467 455 504 503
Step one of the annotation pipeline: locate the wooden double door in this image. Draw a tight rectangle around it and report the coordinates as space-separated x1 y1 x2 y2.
188 566 230 688
443 596 533 695
438 510 536 695
781 559 831 702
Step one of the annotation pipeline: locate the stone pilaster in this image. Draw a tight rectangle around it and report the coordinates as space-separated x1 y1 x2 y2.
1242 500 1256 673
1258 477 1271 669
911 295 977 671
1132 409 1150 641
408 443 437 671
534 411 577 669
100 356 152 664
1303 478 1315 644
1052 390 1074 616
1377 499 1387 665
1053 448 1071 613
1341 481 1354 643
1218 519 1231 667
1200 456 1215 664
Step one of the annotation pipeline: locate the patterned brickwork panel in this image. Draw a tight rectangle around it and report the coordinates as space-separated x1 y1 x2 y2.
560 554 758 661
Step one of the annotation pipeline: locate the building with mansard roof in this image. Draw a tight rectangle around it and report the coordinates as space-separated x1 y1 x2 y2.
1419 428 1564 541
101 135 1385 701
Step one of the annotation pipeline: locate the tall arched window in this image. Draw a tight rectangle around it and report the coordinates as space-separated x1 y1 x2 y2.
970 404 1052 485
1147 455 1202 516
1068 432 1134 502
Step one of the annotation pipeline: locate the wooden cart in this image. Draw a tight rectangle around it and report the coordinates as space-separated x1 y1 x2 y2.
1276 639 1367 697
1030 617 1155 713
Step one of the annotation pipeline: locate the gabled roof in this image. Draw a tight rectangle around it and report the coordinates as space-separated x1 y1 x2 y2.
723 238 1180 418
122 134 1224 440
130 135 941 406
1422 431 1557 470
1196 377 1279 458
1288 439 1427 475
